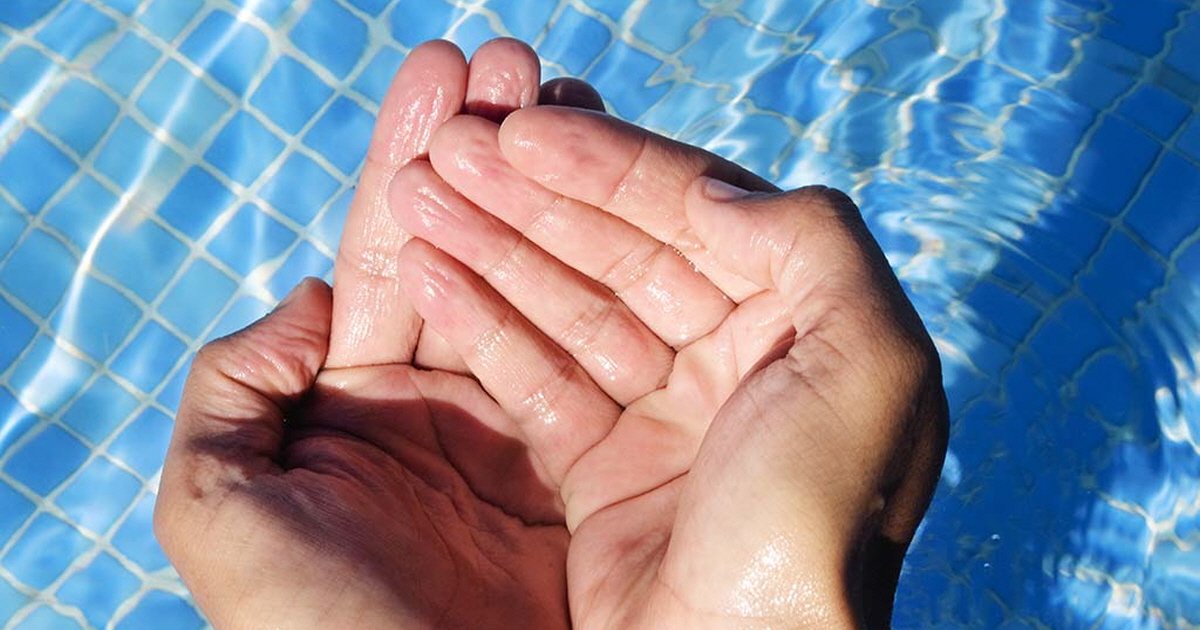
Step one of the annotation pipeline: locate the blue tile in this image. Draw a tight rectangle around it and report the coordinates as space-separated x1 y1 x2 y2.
804 2 894 60
0 297 36 372
250 55 333 136
448 13 496 58
0 129 76 213
204 112 285 186
0 46 54 103
7 336 92 415
207 204 295 274
870 30 958 95
3 424 90 494
1116 84 1190 140
1126 151 1200 255
0 390 37 454
1180 116 1200 163
290 0 367 79
56 458 142 535
489 0 554 41
302 97 373 174
1079 231 1165 323
156 359 190 413
108 408 173 478
540 6 610 76
207 295 270 340
61 376 140 444
158 259 238 338
43 176 116 251
157 167 236 239
37 78 119 156
0 229 74 317
180 11 270 96
93 219 189 301
310 187 351 251
11 606 83 630
577 0 627 21
1067 115 1159 215
992 21 1074 81
110 321 187 393
111 494 169 571
634 0 702 52
34 2 116 59
268 241 333 299
348 0 389 14
0 196 26 254
57 552 141 629
93 119 186 190
49 275 141 361
739 0 822 32
352 46 404 104
0 481 36 544
588 41 670 121
138 0 203 41
261 153 341 224
0 577 28 624
231 0 291 23
1004 88 1095 176
93 33 159 97
116 590 204 630
747 53 844 124
104 0 140 15
1 514 90 590
0 0 60 29
137 59 230 146
1099 0 1182 57
389 0 458 48
1165 11 1200 83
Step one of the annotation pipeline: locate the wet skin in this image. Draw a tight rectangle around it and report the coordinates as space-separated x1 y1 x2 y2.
155 38 948 630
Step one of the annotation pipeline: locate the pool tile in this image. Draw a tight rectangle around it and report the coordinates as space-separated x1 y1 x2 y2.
0 578 27 624
1099 0 1182 57
107 408 173 478
448 13 496 58
0 298 36 372
261 153 341 224
156 166 236 239
682 17 786 84
577 0 627 21
231 0 291 23
992 21 1074 81
347 0 390 15
138 0 204 42
1079 231 1165 323
389 0 458 48
7 336 92 415
204 112 285 186
111 494 169 571
180 10 270 96
0 229 75 317
155 359 190 413
0 481 35 545
0 47 56 103
489 0 554 41
60 376 140 444
0 129 76 214
1 514 90 590
588 41 669 120
1116 84 1190 140
309 188 352 251
739 0 822 32
1179 116 1200 163
207 203 295 275
747 53 844 124
1067 115 1159 215
92 33 160 97
352 46 404 104
1004 88 1095 177
158 259 238 338
966 281 1042 344
0 1 60 29
38 79 119 157
49 275 141 361
93 219 190 302
1059 39 1141 112
137 59 230 146
1165 11 1200 83
93 119 186 190
206 295 270 340
34 2 117 60
302 97 373 174
250 55 334 135
1125 150 1200 254
116 590 205 630
57 552 140 629
42 176 118 251
290 0 367 79
540 6 610 76
110 321 188 393
56 457 142 535
267 241 333 299
11 606 83 630
3 425 90 495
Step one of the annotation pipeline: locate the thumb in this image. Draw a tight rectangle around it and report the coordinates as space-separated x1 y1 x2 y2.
685 178 869 302
160 278 332 500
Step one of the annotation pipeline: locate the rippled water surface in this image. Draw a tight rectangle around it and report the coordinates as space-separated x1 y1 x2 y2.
0 0 1198 628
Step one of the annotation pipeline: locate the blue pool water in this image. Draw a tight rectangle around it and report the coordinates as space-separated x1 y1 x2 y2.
1 0 1198 627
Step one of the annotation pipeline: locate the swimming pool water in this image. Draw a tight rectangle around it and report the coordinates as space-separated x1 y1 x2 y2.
1 0 1198 628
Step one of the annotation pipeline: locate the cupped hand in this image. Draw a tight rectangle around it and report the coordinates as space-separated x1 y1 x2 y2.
392 106 949 629
155 40 588 629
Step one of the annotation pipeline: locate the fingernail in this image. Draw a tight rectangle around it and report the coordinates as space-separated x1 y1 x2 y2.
701 177 751 202
279 278 315 308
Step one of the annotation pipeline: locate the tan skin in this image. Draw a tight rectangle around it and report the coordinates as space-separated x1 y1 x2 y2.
155 39 947 629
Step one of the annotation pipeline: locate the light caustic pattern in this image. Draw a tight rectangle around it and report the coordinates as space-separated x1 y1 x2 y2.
0 0 1199 628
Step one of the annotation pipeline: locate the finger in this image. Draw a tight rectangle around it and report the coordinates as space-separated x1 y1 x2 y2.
413 326 470 375
160 278 331 508
396 238 621 485
429 115 733 346
463 37 541 122
497 106 778 300
538 78 605 112
390 160 673 404
327 40 468 367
